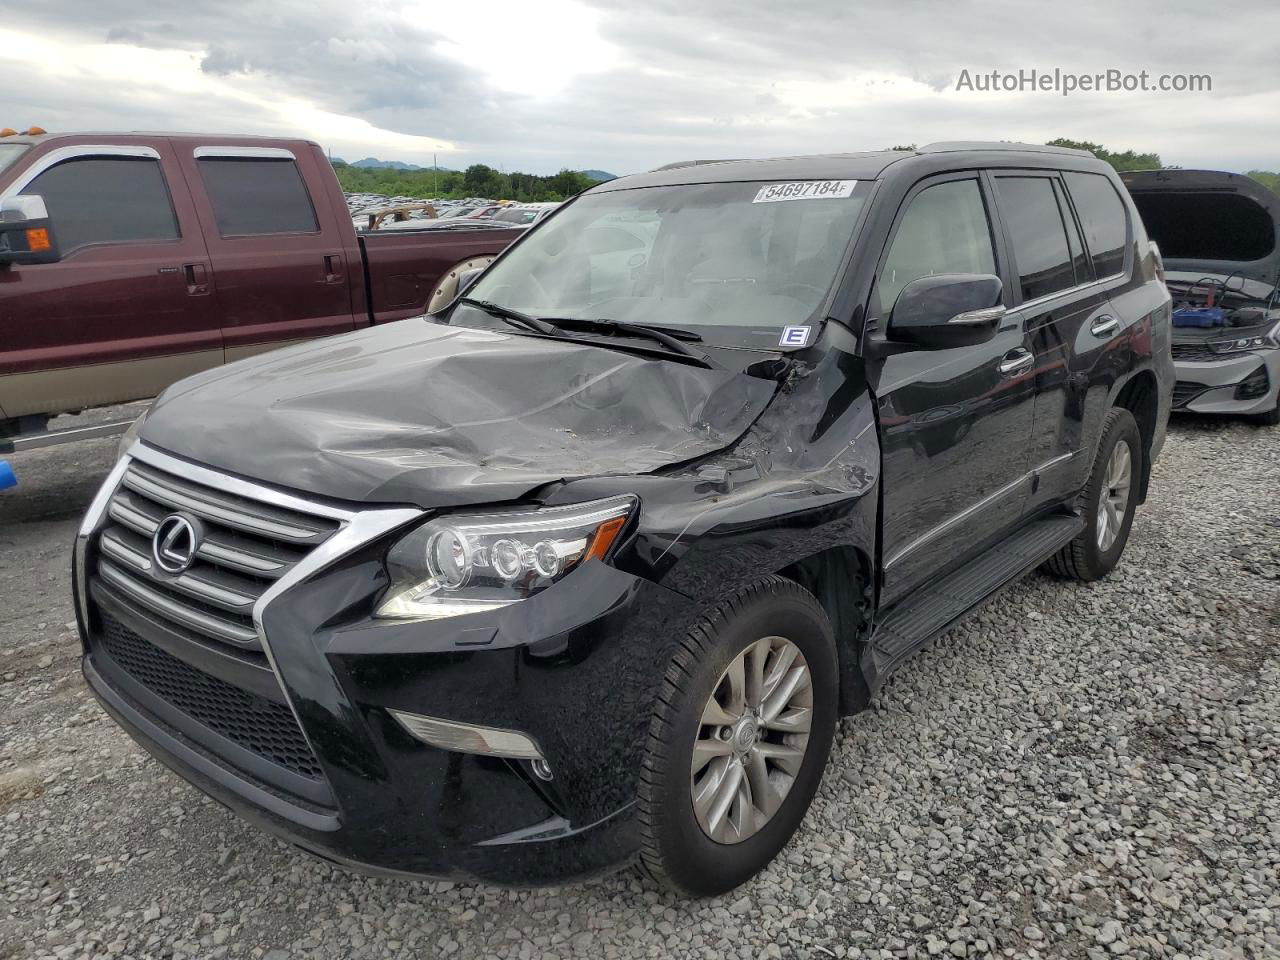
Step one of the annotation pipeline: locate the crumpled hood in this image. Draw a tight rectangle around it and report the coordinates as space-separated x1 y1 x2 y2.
141 320 777 507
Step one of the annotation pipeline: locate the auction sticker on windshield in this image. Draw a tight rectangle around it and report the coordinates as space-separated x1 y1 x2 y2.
753 180 857 203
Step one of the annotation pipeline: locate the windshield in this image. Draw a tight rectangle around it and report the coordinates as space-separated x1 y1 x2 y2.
463 179 870 348
0 144 29 176
491 207 542 224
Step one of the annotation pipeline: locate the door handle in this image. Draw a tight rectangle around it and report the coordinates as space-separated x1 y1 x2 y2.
322 254 344 283
1090 315 1121 337
998 349 1034 376
183 263 209 296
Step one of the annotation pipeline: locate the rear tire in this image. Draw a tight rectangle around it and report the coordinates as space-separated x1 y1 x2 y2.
1044 408 1141 582
637 577 837 896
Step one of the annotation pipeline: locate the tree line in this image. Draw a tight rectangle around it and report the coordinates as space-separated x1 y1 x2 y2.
333 161 602 202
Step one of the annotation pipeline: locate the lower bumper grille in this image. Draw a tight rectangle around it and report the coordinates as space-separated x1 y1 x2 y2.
98 613 324 782
1172 380 1208 408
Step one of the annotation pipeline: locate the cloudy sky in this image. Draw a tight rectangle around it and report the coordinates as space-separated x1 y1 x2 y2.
3 0 1278 176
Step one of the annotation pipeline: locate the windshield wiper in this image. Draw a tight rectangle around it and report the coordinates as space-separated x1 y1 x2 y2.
537 317 723 370
456 298 564 337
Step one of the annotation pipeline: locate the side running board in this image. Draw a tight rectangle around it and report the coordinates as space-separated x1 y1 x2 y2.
871 514 1084 675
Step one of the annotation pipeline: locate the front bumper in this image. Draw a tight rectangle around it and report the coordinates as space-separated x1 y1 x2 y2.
1172 350 1280 416
75 446 697 885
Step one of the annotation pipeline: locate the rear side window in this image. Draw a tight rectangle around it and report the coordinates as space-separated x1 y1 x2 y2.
1064 172 1128 277
26 156 179 254
995 177 1075 301
197 157 319 236
879 179 997 309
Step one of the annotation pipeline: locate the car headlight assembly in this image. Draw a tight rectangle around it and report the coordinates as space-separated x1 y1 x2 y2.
1208 320 1280 354
375 496 636 620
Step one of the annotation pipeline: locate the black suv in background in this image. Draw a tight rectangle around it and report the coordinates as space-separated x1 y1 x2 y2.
76 142 1172 896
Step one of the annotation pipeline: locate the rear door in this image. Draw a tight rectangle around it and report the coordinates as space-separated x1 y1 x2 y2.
0 142 221 418
176 143 355 363
989 172 1130 515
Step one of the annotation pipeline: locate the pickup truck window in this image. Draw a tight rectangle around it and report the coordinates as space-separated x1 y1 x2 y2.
26 156 180 255
197 157 319 237
878 179 996 309
464 180 870 346
0 143 28 174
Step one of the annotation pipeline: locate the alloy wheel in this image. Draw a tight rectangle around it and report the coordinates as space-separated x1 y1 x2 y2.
1096 440 1133 552
690 636 812 844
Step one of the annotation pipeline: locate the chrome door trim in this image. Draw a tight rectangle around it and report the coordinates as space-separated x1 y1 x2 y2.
193 146 297 160
2 144 163 200
883 449 1080 570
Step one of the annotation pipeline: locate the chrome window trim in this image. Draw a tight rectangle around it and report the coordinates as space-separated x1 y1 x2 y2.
1 145 163 200
884 450 1079 570
1012 272 1126 316
76 442 425 782
194 146 297 160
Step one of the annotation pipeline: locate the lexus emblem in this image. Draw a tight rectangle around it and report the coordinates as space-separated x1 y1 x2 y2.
152 514 199 575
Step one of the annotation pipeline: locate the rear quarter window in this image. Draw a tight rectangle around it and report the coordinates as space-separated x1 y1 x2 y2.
197 157 319 236
1064 172 1129 278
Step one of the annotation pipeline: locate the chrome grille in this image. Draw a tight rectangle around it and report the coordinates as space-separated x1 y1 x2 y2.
92 460 341 651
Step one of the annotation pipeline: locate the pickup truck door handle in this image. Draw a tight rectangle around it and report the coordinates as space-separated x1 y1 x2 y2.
1090 315 1121 337
183 263 210 296
322 254 344 284
998 348 1035 376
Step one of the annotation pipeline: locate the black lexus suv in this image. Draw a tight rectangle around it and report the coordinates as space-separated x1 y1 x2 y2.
76 141 1172 896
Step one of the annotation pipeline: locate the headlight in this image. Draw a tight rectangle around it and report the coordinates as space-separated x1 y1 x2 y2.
1208 320 1280 354
375 496 636 620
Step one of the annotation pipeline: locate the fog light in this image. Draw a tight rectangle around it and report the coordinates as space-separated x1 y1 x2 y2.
1236 367 1270 400
530 758 554 781
389 709 545 761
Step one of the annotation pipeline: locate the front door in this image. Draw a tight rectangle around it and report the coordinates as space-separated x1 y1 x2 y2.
864 174 1037 607
0 142 221 417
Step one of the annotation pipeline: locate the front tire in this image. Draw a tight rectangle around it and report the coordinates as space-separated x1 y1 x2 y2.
1249 391 1280 426
1044 407 1141 582
637 577 837 896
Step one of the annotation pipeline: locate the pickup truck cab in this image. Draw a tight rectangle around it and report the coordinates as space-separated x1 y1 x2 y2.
0 132 518 442
76 142 1172 896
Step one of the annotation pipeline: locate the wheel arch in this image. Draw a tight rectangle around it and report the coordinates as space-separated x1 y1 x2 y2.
1110 368 1160 503
776 545 874 716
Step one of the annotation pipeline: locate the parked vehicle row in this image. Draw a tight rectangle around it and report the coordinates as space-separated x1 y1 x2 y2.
75 141 1172 895
0 132 522 449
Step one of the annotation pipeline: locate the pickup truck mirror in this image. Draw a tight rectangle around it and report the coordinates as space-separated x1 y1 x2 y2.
0 195 61 266
887 274 1005 349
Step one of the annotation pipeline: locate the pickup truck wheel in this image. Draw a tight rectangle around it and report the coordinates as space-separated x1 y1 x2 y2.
1043 407 1141 582
426 256 495 314
637 576 837 896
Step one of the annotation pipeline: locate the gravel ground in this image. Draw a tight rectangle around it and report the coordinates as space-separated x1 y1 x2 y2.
1 411 1277 960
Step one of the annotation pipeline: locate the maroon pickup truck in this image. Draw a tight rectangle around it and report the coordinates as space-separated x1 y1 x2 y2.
0 131 519 446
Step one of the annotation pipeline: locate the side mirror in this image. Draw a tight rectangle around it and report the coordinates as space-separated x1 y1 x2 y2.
0 195 60 265
887 274 1005 349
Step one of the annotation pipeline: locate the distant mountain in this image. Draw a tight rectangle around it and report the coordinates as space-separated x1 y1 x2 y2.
580 169 617 181
352 157 426 171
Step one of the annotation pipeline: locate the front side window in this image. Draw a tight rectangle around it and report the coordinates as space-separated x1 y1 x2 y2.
996 176 1076 302
26 156 179 255
878 179 997 310
1064 172 1129 277
462 180 870 349
197 157 319 236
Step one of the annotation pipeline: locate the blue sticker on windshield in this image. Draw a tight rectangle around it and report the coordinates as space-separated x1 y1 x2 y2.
780 326 811 347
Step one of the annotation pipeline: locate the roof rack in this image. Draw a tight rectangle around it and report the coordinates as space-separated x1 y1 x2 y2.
918 141 1094 158
651 159 748 172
